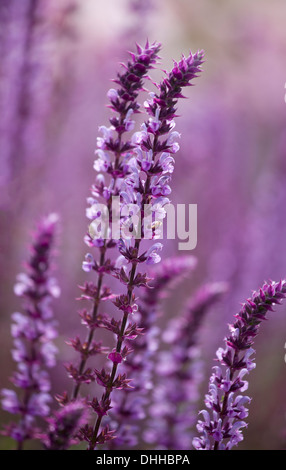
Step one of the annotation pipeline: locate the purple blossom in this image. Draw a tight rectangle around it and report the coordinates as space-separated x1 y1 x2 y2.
1 213 60 450
193 280 286 450
66 41 162 440
66 41 203 451
87 46 203 451
116 48 204 245
145 243 163 264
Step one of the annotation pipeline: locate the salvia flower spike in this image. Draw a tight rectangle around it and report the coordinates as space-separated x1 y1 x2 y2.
79 44 204 450
69 41 162 402
193 279 286 451
1 213 60 450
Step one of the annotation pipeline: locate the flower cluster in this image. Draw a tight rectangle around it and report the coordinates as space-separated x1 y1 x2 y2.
67 42 204 450
144 282 227 449
106 256 198 449
66 41 162 402
193 280 286 450
117 49 205 244
64 41 163 449
1 214 60 450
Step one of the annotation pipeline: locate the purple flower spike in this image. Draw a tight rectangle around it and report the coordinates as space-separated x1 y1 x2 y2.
70 41 162 405
193 280 286 451
68 41 203 451
1 214 60 450
65 42 163 450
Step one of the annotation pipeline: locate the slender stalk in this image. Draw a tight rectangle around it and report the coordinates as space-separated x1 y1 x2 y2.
72 248 107 399
88 239 140 450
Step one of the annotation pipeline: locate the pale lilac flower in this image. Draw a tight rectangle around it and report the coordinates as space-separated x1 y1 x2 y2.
82 253 95 272
145 243 163 265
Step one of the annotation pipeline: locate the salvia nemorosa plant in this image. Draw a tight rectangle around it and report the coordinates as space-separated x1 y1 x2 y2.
2 39 285 452
63 41 205 450
1 213 60 450
192 280 286 450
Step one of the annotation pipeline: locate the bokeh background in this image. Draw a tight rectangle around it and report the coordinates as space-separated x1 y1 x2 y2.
1 0 286 450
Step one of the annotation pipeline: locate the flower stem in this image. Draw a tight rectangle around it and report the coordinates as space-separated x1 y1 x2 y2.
72 247 107 399
87 240 140 450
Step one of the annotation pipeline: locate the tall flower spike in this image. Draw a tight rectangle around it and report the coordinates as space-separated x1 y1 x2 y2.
69 41 162 402
106 256 198 449
193 279 286 451
1 214 60 450
83 46 204 450
144 282 227 449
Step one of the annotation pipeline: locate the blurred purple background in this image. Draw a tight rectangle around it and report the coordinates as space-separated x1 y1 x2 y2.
1 0 286 450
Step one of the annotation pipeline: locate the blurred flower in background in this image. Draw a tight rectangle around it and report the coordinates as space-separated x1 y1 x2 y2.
1 0 286 450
